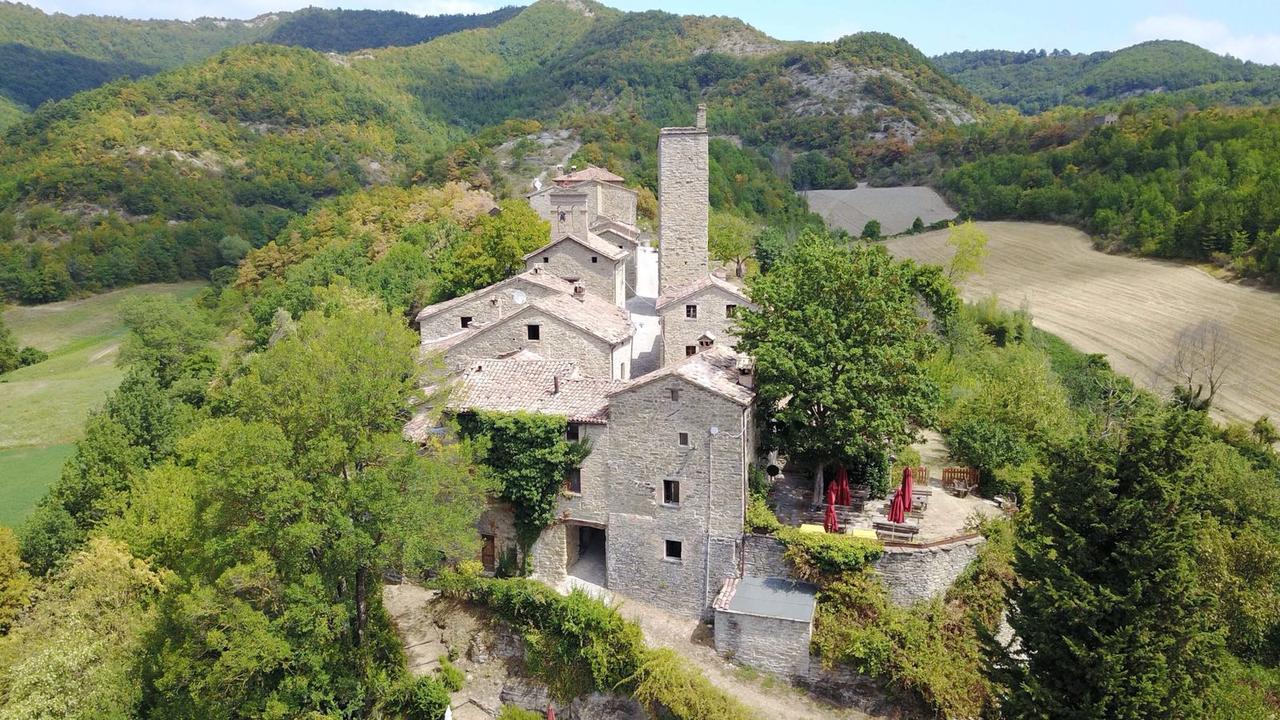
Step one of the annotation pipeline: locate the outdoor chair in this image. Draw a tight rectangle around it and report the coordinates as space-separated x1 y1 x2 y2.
942 467 980 498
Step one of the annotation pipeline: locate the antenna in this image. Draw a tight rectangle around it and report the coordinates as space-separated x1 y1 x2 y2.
511 289 527 305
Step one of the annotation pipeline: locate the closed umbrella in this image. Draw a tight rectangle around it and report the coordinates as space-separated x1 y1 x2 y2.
902 466 914 512
824 484 840 533
547 704 556 720
887 487 906 524
835 465 852 506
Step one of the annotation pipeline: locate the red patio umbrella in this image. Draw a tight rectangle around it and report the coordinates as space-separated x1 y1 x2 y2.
824 484 840 533
887 487 906 524
835 465 852 506
546 703 556 720
902 466 914 512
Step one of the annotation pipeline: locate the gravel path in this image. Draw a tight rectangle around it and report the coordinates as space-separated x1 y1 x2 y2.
886 221 1280 424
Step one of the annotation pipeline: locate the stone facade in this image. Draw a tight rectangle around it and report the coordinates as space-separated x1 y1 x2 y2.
416 272 568 342
439 306 631 380
593 226 641 298
549 190 591 242
874 535 984 606
714 606 813 676
657 281 752 367
741 533 792 577
657 112 709 298
596 373 755 615
525 237 626 307
528 179 638 229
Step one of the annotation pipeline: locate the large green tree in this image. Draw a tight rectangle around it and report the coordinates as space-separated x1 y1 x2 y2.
736 231 944 490
1001 409 1226 719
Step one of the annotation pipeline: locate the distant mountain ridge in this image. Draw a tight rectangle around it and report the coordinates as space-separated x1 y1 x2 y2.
0 1 522 110
935 40 1280 113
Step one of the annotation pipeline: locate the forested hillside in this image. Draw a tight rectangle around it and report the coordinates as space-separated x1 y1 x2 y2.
0 44 450 303
936 40 1280 114
890 105 1280 283
263 5 522 52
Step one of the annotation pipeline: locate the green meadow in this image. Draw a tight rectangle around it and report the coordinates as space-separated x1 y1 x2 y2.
0 282 204 526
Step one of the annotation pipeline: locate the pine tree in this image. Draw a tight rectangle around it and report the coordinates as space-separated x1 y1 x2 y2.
1001 409 1225 719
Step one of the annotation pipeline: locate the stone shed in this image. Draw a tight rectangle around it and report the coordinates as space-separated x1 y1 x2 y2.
713 576 817 676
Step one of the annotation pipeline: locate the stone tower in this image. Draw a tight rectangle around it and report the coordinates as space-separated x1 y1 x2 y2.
658 104 709 297
549 190 590 240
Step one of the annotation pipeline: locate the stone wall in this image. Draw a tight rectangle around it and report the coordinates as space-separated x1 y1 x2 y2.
714 605 812 676
657 126 709 297
595 229 638 298
417 275 564 341
741 533 791 577
874 535 984 606
443 308 619 379
592 182 638 226
598 375 753 616
549 191 591 242
525 238 624 307
658 285 750 367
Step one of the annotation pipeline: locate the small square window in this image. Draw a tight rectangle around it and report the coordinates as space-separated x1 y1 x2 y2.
542 257 550 263
460 316 472 329
685 304 698 319
670 388 680 401
591 256 599 263
565 468 581 494
678 432 690 447
664 539 683 560
527 324 541 340
725 304 737 318
663 480 680 505
685 345 697 357
566 423 580 441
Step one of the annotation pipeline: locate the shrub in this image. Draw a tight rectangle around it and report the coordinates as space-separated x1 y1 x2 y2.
497 706 543 720
437 657 465 693
387 675 452 720
633 648 756 720
745 496 783 535
776 527 883 584
16 346 47 367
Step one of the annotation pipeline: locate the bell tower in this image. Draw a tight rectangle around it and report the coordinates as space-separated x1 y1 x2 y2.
657 104 709 297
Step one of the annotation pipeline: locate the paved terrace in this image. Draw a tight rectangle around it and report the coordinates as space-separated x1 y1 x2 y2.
771 431 1000 542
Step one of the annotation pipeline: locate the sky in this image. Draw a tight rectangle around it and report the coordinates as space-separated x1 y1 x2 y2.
25 0 1280 64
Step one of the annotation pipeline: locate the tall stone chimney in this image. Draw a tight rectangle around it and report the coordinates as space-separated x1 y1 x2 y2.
657 105 709 297
549 190 590 240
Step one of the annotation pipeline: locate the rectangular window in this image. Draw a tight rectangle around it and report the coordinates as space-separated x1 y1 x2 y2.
591 256 599 263
460 316 472 329
725 304 738 318
566 423 580 441
565 468 582 494
542 256 550 263
527 324 541 340
670 388 680 402
663 480 680 505
685 345 697 357
678 432 690 447
685 304 698 319
664 539 683 561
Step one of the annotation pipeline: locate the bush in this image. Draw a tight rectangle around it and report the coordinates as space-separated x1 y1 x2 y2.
945 416 1030 490
633 648 755 720
776 527 883 584
497 707 543 720
388 675 452 720
437 657 465 693
17 346 47 367
745 496 783 535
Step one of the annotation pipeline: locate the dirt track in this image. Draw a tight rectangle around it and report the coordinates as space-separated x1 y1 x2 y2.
885 221 1280 424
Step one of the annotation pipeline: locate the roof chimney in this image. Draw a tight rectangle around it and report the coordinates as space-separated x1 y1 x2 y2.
696 104 707 130
553 374 561 394
572 284 587 301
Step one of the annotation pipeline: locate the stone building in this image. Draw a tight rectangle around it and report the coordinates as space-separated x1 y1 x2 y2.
591 218 642 298
414 267 573 342
422 289 635 380
656 274 754 367
523 191 628 307
657 106 709 298
528 166 639 228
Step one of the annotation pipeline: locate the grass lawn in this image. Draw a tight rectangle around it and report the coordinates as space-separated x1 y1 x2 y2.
0 444 74 527
0 282 205 525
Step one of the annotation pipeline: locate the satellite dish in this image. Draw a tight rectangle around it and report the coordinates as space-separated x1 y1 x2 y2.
709 426 720 436
532 178 543 191
511 289 528 305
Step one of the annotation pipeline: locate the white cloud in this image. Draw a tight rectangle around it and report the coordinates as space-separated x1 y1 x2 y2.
1133 14 1280 65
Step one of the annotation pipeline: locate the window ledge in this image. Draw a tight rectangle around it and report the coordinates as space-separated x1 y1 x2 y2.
662 557 683 564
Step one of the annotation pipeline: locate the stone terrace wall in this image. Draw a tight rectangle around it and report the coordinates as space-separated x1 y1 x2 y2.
741 533 984 607
875 535 983 606
714 605 812 676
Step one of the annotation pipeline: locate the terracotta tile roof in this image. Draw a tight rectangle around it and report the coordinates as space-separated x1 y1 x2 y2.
590 218 641 242
526 292 634 344
655 274 751 310
553 164 625 185
449 357 627 424
414 268 574 323
609 345 755 406
523 232 628 262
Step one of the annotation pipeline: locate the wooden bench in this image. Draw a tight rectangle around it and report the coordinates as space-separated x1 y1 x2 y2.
942 467 980 498
873 521 920 543
910 488 932 511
